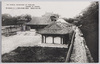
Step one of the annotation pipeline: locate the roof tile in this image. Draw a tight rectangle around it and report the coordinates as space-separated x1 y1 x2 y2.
38 22 73 34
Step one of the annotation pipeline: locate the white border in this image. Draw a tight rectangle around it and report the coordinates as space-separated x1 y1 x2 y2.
0 0 99 64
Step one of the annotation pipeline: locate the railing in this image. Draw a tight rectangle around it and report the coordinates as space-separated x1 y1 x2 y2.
65 31 76 62
2 27 21 36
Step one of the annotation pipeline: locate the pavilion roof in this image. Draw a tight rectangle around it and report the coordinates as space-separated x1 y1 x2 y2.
38 22 74 34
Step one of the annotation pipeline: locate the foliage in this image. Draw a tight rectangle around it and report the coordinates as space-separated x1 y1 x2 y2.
63 18 74 23
24 14 32 22
75 1 99 62
2 46 68 62
2 14 15 26
2 14 32 26
17 14 32 22
63 18 79 25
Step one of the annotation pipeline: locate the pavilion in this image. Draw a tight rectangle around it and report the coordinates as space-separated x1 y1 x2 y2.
38 22 74 44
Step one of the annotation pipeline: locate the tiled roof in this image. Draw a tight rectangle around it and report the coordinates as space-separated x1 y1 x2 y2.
38 22 74 34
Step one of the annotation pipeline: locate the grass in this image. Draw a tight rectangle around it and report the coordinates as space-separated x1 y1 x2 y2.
2 46 68 62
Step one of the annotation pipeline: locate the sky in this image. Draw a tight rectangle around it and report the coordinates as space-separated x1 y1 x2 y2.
2 1 91 18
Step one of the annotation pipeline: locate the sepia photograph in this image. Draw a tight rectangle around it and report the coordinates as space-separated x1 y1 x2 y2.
1 1 99 63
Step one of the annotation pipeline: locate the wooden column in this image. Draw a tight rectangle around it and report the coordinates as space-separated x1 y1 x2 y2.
61 37 62 44
63 36 65 44
62 37 63 44
42 35 43 43
53 36 54 44
45 35 46 43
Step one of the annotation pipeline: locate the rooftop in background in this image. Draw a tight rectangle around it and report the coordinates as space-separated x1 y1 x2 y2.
26 13 59 25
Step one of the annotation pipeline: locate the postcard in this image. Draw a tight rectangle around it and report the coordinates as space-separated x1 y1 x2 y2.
1 0 99 63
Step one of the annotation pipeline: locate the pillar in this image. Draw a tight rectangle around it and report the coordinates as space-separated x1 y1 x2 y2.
45 36 46 43
61 37 62 44
42 35 44 43
63 36 65 44
62 37 63 44
53 36 54 44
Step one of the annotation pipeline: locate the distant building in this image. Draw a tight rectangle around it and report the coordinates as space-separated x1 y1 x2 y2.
26 17 52 30
26 13 59 30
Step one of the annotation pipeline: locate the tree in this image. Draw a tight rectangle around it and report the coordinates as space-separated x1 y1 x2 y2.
63 18 74 23
63 18 80 25
2 14 20 26
2 14 12 26
24 14 32 22
76 2 99 62
17 14 32 25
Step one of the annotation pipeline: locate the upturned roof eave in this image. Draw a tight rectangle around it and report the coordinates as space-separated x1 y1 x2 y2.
26 23 49 25
38 33 69 35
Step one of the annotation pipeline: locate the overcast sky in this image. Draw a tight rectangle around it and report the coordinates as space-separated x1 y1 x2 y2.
2 1 91 18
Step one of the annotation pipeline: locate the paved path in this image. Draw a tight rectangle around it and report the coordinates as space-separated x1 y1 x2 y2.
70 27 93 63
